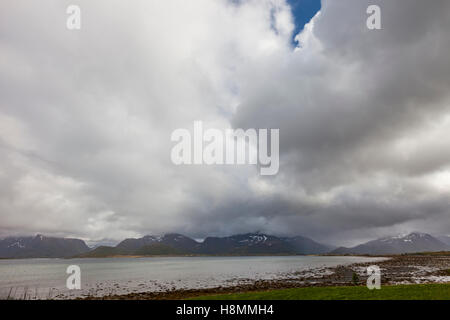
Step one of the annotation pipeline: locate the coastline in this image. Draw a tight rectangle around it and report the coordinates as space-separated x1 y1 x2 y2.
1 253 315 260
81 254 450 300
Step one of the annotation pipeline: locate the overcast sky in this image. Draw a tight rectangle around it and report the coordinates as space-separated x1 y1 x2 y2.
1 0 450 246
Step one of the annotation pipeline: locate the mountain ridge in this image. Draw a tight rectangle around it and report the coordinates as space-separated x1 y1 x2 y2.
0 234 90 258
2 232 449 258
331 232 450 255
81 232 332 257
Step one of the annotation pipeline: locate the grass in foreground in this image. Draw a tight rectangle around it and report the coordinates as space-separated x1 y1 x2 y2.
191 284 450 300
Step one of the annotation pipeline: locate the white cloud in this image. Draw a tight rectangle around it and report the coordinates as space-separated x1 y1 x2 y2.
1 0 450 245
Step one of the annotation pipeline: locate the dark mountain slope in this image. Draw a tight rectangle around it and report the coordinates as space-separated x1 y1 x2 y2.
0 235 90 258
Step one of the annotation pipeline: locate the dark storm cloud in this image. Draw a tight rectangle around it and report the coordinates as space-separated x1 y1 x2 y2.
230 0 450 243
0 0 449 246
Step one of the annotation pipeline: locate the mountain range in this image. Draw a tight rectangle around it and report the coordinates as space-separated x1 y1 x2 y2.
0 234 90 258
1 232 449 259
331 232 450 255
81 233 332 257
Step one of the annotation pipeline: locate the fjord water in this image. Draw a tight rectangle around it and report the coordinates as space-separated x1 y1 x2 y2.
0 256 385 299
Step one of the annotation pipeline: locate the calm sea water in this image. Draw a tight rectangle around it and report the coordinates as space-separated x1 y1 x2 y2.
0 256 385 299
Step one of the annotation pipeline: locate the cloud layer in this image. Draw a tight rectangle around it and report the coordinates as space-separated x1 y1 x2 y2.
1 0 449 246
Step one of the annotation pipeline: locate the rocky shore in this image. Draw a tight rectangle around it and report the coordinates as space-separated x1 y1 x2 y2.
83 253 450 300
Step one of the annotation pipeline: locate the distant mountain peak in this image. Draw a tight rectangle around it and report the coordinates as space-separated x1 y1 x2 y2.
395 232 428 238
332 232 449 255
0 235 90 258
379 232 434 243
236 234 269 245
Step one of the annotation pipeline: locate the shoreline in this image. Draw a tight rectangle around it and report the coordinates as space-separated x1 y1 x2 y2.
0 254 332 260
0 252 440 260
81 254 450 300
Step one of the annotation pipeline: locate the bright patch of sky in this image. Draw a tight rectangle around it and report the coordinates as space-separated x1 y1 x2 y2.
287 0 321 42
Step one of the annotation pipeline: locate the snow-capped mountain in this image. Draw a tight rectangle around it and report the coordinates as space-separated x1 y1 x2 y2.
332 232 450 255
4 232 448 258
83 232 332 257
200 233 294 254
0 234 90 258
114 233 199 253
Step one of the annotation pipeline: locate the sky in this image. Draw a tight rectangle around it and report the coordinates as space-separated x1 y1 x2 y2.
1 0 450 247
287 0 321 41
